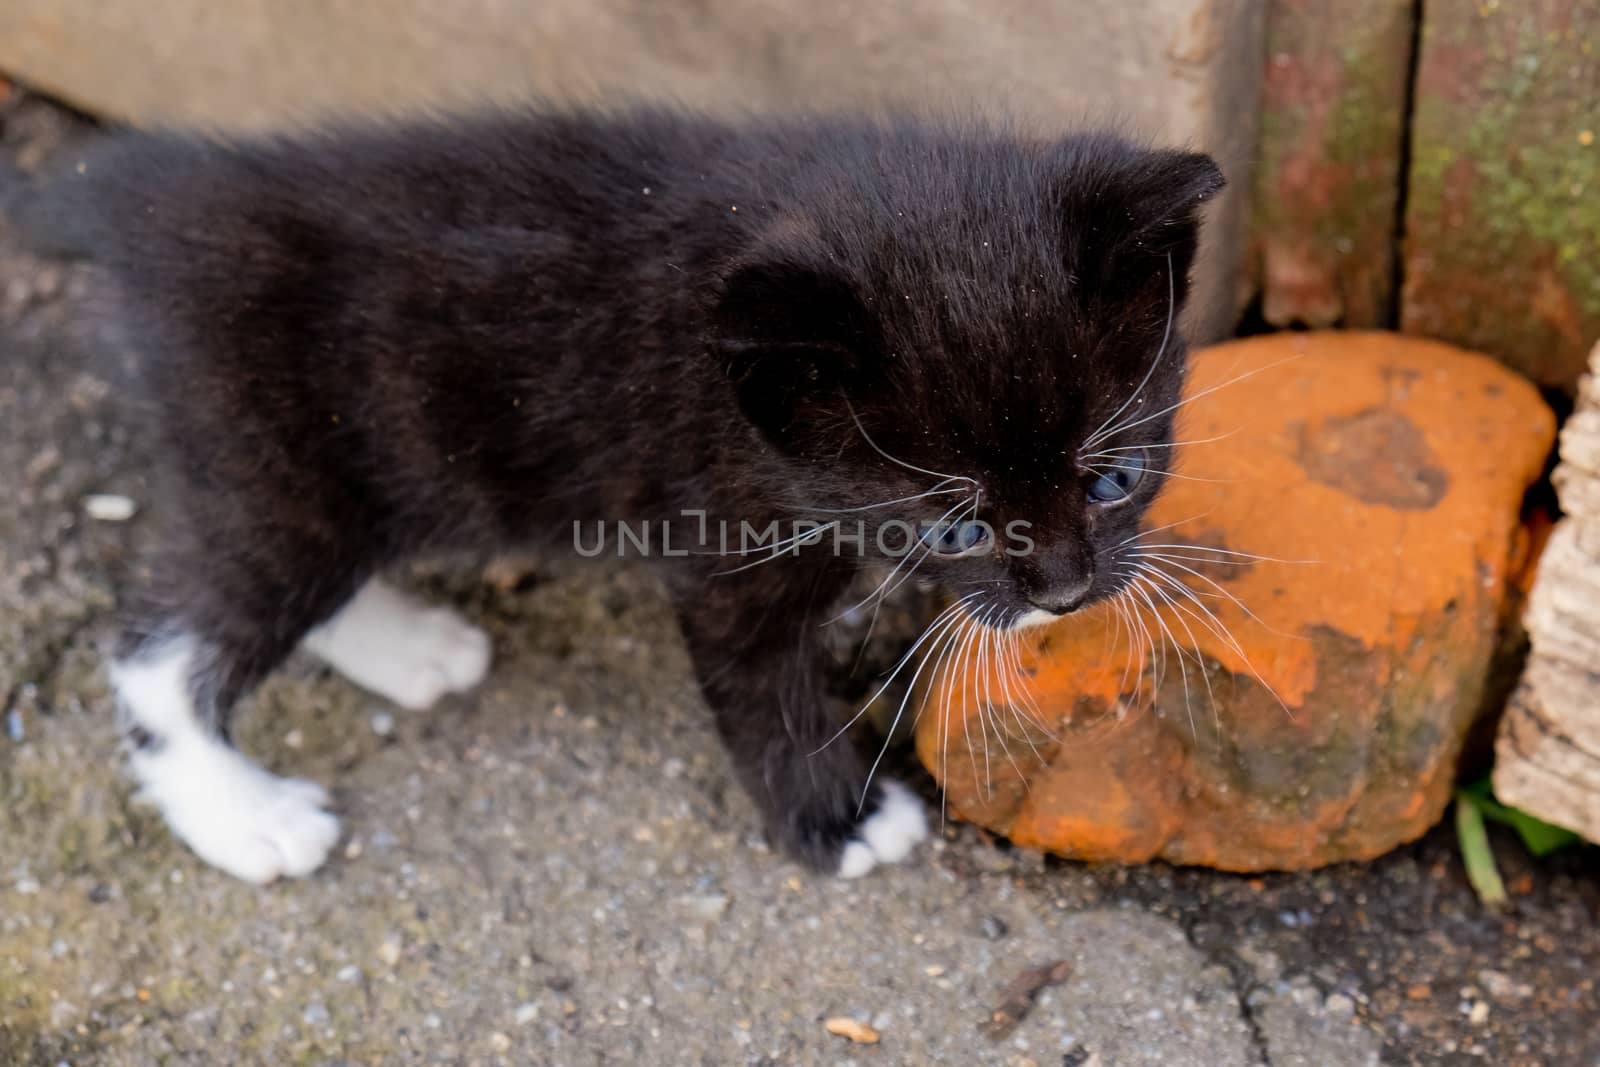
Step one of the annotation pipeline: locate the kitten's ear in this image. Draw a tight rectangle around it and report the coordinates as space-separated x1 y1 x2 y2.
1068 146 1228 308
1125 150 1226 257
711 258 875 452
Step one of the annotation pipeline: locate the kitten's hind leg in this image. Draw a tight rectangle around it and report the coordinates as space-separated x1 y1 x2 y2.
300 578 491 711
112 634 341 883
111 537 378 883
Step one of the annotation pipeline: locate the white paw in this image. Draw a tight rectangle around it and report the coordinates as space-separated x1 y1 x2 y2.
303 579 491 710
134 740 340 884
376 606 492 710
837 779 930 879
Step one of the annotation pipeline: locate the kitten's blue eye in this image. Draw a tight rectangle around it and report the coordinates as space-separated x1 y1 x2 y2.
925 518 993 557
1084 448 1149 504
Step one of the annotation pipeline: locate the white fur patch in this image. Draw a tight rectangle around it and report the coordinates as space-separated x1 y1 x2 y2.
837 779 930 879
1009 608 1063 632
302 579 491 710
111 639 341 883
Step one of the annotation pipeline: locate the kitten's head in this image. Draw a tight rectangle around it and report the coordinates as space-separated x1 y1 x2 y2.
713 127 1224 629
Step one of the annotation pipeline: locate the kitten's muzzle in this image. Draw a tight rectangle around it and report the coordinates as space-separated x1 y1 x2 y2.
1026 576 1094 616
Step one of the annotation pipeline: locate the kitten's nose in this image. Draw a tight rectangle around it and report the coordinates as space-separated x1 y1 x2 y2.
1028 577 1094 616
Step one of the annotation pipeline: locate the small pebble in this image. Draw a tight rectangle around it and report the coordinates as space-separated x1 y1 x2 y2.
1324 992 1355 1018
824 1017 880 1044
1478 968 1532 1002
377 939 402 967
681 893 729 921
1468 1000 1490 1025
370 711 395 737
981 915 1009 940
302 1001 329 1027
25 446 60 482
514 1002 539 1026
83 494 137 522
6 708 23 743
336 965 362 983
423 1013 442 1030
488 1031 512 1052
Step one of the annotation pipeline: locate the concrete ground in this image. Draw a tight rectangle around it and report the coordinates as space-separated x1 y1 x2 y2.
2 89 1598 1067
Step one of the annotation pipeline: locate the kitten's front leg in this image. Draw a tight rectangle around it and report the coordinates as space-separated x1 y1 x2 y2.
672 585 929 878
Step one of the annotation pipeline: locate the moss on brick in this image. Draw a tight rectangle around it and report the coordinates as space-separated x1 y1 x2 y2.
1253 0 1413 328
1403 0 1600 388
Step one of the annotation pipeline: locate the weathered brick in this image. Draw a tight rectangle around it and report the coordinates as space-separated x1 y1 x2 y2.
1402 0 1600 388
1253 0 1413 328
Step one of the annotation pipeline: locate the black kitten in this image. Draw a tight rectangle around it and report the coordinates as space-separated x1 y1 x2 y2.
19 107 1222 883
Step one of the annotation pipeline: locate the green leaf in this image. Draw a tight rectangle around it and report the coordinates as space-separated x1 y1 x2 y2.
1455 792 1507 908
1501 807 1582 857
1458 775 1582 857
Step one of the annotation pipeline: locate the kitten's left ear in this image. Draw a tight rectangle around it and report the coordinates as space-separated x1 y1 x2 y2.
711 257 877 454
1066 147 1225 309
1124 150 1227 257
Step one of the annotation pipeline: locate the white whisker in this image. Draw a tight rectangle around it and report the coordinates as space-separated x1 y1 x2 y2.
1130 551 1308 639
822 496 975 626
1092 353 1304 446
845 399 978 488
1109 510 1221 551
1084 252 1176 451
1131 560 1293 719
1118 567 1167 711
951 607 989 801
1002 627 1046 729
856 601 977 810
813 593 980 757
1132 568 1217 737
977 609 1032 794
1129 543 1319 565
1126 573 1198 739
995 627 1050 767
803 481 971 514
708 521 839 575
1085 428 1245 453
1118 585 1156 714
1081 463 1231 485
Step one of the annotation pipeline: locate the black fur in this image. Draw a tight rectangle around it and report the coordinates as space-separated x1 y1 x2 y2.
21 107 1221 871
